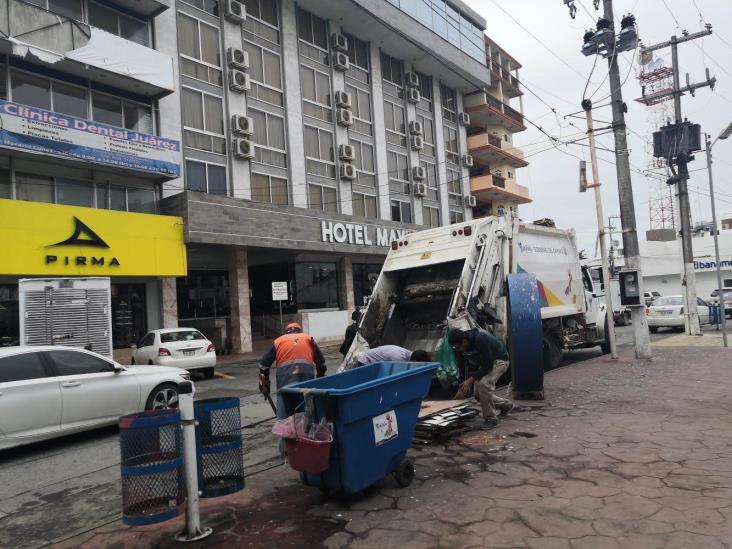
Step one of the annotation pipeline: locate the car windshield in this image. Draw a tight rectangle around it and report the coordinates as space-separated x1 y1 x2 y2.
722 291 732 299
160 331 206 343
653 297 683 306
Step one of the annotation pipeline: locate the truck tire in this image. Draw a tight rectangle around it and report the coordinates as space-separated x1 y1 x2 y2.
600 317 611 354
543 334 562 370
649 326 658 334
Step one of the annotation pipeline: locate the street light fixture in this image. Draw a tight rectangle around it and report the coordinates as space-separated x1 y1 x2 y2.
705 123 731 348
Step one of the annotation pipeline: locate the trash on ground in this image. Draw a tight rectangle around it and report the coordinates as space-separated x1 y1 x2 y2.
414 402 479 444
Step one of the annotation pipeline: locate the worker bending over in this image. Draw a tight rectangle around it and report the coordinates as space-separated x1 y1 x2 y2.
448 328 513 430
356 345 431 367
259 322 326 419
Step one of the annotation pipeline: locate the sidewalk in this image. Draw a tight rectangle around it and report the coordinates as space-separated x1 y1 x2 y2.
56 344 732 548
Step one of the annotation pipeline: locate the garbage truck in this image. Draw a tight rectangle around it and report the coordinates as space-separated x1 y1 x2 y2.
341 215 610 374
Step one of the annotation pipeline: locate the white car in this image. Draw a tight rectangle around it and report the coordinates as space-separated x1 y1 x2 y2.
132 328 216 378
0 346 189 451
647 295 711 333
709 288 732 317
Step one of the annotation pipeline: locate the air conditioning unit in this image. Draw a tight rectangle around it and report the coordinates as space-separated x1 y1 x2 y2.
223 0 245 23
405 71 419 88
338 143 355 161
406 88 421 104
413 182 427 197
334 90 352 109
462 154 474 168
226 47 249 70
228 70 250 93
410 135 424 151
331 32 348 52
340 163 356 180
459 111 471 126
408 120 423 135
412 165 426 181
332 51 349 71
467 195 477 208
336 108 353 127
232 138 254 159
231 114 253 136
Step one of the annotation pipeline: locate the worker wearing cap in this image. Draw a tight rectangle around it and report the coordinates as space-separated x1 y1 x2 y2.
259 322 326 419
448 328 513 430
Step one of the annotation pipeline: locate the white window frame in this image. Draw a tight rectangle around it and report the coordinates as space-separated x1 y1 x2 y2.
244 40 283 93
251 171 289 205
184 159 228 195
181 86 226 155
178 12 223 87
304 125 335 178
87 0 151 47
308 182 338 213
390 198 412 223
423 205 440 227
352 191 378 218
301 64 332 113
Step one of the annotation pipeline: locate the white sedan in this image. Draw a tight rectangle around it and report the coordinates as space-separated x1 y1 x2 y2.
132 328 216 378
647 295 711 333
0 346 189 451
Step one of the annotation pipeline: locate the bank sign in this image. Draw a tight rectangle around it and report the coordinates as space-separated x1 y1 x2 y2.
694 259 732 271
0 199 186 276
0 99 180 177
321 221 412 247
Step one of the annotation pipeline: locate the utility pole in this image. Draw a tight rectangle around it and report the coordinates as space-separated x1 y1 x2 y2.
640 27 716 336
607 215 621 274
583 98 617 359
601 0 652 358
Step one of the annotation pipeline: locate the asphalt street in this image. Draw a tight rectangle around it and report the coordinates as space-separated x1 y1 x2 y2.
0 325 715 548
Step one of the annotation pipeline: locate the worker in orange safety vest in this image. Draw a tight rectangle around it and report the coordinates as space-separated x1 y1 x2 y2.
258 322 326 419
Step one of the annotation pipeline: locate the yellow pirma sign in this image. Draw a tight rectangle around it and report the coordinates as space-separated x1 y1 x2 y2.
0 199 187 276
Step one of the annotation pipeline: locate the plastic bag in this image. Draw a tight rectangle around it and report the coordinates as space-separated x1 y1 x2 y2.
272 416 297 439
435 329 459 390
307 417 333 442
293 413 311 439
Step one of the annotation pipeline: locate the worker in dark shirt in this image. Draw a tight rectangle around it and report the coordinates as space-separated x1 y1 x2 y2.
339 310 362 356
448 328 513 430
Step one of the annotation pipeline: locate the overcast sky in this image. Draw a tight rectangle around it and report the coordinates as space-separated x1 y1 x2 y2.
463 0 732 255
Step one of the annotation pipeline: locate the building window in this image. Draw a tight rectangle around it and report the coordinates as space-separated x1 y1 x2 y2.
423 205 440 227
178 14 222 86
15 172 54 203
447 167 461 194
417 72 432 110
444 125 459 163
350 139 375 186
249 108 287 168
345 83 372 136
308 183 338 213
450 210 465 224
252 172 288 205
387 150 409 194
0 285 19 347
56 178 93 207
304 125 335 178
0 169 9 199
185 160 227 195
181 0 218 16
391 199 412 223
296 7 328 50
88 1 150 46
244 41 283 106
242 0 279 43
300 65 332 122
384 99 406 146
176 271 231 320
182 88 225 154
380 52 403 87
441 83 457 123
92 92 153 133
417 114 435 157
420 160 439 200
346 34 369 71
295 262 340 310
352 192 377 218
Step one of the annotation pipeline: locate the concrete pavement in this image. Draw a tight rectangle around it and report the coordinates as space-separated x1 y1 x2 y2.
48 340 732 549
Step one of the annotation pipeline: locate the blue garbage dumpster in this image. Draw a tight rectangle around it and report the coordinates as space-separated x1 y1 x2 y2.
280 361 439 495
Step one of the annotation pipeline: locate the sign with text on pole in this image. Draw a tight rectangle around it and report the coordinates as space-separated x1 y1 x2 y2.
272 282 288 335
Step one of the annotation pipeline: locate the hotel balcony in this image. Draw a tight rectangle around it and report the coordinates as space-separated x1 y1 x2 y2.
471 173 531 205
489 65 522 99
0 0 175 98
463 91 526 133
468 132 528 169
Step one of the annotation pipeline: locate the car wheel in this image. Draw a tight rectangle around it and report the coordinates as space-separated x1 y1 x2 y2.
543 334 562 370
148 360 154 365
130 357 135 365
145 383 179 411
649 326 658 334
202 367 215 380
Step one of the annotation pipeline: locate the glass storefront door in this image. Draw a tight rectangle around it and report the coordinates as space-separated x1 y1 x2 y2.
0 284 20 347
111 284 147 349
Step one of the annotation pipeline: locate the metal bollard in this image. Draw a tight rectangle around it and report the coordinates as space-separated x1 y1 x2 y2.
175 381 213 543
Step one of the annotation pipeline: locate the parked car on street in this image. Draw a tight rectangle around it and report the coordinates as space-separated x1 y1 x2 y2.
132 328 216 378
646 295 711 333
644 291 661 306
709 288 732 318
0 346 189 451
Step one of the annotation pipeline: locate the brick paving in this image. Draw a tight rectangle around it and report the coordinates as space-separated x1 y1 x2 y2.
55 345 732 548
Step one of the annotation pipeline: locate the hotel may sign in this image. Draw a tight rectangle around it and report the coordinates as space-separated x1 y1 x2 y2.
320 220 412 247
0 199 187 277
0 99 180 177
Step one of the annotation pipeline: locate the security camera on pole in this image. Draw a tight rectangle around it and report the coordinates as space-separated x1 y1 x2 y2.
577 1 651 359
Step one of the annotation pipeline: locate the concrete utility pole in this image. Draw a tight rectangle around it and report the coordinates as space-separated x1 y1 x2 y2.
602 0 652 358
583 99 617 359
640 27 716 336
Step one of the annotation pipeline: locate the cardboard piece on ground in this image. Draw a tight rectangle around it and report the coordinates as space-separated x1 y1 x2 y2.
419 399 470 418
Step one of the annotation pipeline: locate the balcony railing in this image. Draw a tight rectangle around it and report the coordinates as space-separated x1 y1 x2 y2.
467 132 526 164
471 174 531 203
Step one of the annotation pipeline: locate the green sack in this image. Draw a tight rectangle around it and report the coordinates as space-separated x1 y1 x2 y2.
435 329 459 390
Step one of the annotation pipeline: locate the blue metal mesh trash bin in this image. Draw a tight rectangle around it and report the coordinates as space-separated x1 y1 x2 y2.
280 361 439 495
119 410 185 526
194 398 245 498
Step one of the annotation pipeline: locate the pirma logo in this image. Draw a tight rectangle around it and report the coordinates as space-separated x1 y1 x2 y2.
45 217 120 267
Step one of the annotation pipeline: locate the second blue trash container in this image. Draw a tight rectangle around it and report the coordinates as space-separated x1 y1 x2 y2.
280 361 439 494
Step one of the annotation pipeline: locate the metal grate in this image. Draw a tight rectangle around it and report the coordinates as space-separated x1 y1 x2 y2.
119 410 185 526
194 398 245 498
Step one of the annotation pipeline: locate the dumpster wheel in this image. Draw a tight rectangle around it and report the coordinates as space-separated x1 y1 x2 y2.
395 458 415 487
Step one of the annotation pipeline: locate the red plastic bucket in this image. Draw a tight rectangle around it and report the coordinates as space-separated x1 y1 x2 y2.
286 436 332 474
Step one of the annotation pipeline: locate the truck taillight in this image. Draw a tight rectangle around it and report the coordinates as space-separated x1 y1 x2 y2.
158 347 171 356
207 343 215 353
645 308 649 316
464 226 472 236
391 241 398 250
